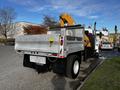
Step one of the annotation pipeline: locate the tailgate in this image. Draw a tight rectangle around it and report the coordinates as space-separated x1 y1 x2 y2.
15 34 60 53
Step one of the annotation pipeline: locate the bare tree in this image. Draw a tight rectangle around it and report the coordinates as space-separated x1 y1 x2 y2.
0 7 16 39
43 15 59 27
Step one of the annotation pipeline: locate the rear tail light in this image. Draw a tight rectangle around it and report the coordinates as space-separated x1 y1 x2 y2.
51 53 58 56
59 56 65 58
110 44 112 47
48 53 65 58
48 53 58 57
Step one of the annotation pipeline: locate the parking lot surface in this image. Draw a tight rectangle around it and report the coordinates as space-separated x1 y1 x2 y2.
0 46 85 90
1 46 117 90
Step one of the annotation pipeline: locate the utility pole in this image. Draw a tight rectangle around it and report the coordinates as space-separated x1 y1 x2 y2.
93 22 98 53
114 25 118 48
94 22 96 35
115 25 117 34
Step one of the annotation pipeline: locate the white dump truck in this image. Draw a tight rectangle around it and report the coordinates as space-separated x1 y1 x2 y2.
15 25 98 79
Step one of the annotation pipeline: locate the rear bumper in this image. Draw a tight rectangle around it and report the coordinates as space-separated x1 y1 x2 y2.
15 50 66 58
100 47 113 50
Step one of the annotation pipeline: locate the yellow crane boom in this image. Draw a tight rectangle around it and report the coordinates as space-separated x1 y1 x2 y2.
59 13 75 26
59 13 91 48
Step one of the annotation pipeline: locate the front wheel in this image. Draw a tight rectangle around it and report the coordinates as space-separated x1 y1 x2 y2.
66 55 80 79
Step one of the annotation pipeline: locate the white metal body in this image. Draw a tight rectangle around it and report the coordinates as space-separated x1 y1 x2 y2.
15 25 84 59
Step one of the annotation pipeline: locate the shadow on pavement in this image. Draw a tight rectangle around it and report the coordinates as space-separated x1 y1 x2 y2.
25 63 50 74
69 77 82 90
34 65 50 73
51 74 66 90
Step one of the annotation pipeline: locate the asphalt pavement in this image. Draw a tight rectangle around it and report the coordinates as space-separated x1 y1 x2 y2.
0 46 119 90
0 46 89 90
100 49 120 59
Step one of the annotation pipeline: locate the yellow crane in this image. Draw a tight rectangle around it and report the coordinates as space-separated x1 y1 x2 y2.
59 13 91 48
59 13 75 26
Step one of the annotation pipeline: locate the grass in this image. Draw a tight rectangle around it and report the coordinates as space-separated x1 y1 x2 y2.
81 57 120 90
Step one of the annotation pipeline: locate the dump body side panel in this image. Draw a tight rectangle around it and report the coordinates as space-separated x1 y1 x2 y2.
15 34 60 55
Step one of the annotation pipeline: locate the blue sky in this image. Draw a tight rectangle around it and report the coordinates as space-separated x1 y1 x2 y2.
0 0 120 32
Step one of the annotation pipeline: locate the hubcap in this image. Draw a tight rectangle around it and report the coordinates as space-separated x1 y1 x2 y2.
73 60 79 74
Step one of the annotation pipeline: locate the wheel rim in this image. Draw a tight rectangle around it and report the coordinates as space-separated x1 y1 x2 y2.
73 60 79 74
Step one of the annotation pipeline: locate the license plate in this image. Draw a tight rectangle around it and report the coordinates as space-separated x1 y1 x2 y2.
30 56 46 64
104 45 108 47
105 45 108 47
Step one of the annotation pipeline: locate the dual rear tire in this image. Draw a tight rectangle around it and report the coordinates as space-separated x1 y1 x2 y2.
66 55 80 79
23 54 33 67
118 48 120 52
23 54 81 79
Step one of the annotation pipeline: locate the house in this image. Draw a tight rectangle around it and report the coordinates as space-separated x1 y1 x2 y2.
9 21 41 38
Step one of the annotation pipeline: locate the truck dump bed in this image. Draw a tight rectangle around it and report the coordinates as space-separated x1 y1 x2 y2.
15 34 60 54
15 25 84 58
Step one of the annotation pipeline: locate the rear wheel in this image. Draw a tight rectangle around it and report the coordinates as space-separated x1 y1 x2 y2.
94 52 99 59
83 49 87 61
66 55 80 79
23 54 34 67
118 48 120 52
52 58 65 74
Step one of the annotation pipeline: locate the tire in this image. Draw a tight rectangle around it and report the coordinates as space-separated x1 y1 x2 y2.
83 49 87 61
118 48 120 52
52 59 65 74
94 52 99 59
66 55 80 79
23 54 34 68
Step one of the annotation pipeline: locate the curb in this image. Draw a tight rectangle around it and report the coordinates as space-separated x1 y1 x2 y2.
77 58 105 90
